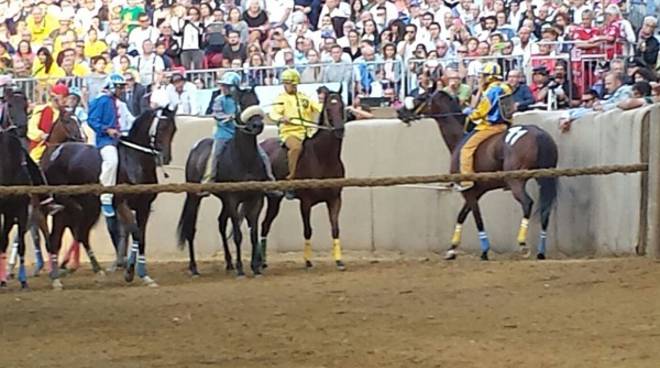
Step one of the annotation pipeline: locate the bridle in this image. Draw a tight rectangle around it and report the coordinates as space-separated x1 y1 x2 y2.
405 90 466 120
119 109 168 157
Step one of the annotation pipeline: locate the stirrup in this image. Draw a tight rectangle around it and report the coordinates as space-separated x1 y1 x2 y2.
452 181 475 192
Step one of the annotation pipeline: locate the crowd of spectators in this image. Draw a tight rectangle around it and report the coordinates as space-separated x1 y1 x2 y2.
0 0 658 118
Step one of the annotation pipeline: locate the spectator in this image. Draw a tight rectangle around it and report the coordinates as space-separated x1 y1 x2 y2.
157 21 181 66
636 16 659 68
26 6 58 48
244 0 270 42
549 61 580 108
178 6 205 70
617 81 654 110
134 39 165 87
506 69 534 112
530 65 549 102
397 23 420 61
155 42 175 70
300 49 324 83
323 44 352 83
560 72 633 132
343 29 362 60
346 94 373 121
353 43 382 96
382 42 403 89
222 30 248 69
83 56 109 104
383 86 402 109
84 28 108 60
409 70 432 97
579 89 599 109
122 71 148 117
166 73 199 115
128 13 160 55
443 68 471 108
227 7 250 43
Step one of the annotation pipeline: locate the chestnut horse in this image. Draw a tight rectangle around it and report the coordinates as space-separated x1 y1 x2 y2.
399 90 558 260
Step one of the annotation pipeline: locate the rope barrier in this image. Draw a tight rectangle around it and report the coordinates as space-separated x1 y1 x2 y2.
0 163 647 197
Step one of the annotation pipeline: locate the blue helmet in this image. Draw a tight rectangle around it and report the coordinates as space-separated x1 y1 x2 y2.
105 73 127 92
69 86 82 98
218 71 241 87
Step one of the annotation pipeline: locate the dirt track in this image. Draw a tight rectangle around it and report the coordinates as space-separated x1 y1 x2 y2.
1 253 659 368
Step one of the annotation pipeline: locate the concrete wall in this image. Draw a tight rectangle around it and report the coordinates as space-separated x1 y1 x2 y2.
78 105 655 261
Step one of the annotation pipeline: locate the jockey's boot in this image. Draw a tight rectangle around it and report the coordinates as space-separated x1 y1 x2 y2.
453 181 475 192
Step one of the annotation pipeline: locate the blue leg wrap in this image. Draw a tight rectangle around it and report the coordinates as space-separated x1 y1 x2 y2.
34 248 44 271
478 231 490 253
538 231 547 255
18 259 27 283
137 255 147 278
127 242 139 266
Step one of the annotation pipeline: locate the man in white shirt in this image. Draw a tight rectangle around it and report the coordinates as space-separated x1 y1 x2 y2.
368 0 398 25
166 74 199 115
397 24 423 62
74 0 97 32
128 13 160 55
265 0 294 29
336 21 356 48
319 0 351 24
134 40 165 87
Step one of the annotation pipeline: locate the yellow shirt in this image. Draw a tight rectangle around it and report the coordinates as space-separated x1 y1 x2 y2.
269 91 323 141
27 103 60 162
72 63 91 77
32 59 66 82
26 15 59 45
84 40 108 59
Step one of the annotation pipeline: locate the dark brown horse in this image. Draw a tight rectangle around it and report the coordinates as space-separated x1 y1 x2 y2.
42 108 177 289
177 87 268 277
259 89 347 270
399 90 558 260
0 126 30 289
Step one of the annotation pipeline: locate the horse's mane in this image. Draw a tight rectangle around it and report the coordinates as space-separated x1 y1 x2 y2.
128 109 157 137
433 89 464 114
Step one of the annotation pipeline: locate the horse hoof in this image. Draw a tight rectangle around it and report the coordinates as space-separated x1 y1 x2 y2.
480 252 489 261
335 261 346 271
124 265 135 283
537 253 546 260
190 270 201 278
52 279 63 290
142 276 159 288
94 271 107 282
20 282 29 290
305 260 313 269
261 263 268 270
236 272 246 279
0 281 7 289
444 249 457 261
31 266 43 277
520 246 531 259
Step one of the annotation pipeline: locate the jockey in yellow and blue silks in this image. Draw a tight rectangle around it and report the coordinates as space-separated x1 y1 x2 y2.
202 71 276 191
456 62 512 191
268 69 323 180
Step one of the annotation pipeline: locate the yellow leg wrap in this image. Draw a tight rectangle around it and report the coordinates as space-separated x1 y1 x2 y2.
332 239 342 261
517 218 529 245
303 240 312 261
451 224 463 246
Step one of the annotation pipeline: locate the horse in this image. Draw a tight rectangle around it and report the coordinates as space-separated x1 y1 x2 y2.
177 87 267 277
259 88 347 270
0 126 31 289
398 89 558 260
42 107 177 289
7 109 86 278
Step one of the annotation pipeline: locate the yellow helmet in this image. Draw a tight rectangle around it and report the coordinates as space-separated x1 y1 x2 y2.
480 62 502 79
281 68 301 85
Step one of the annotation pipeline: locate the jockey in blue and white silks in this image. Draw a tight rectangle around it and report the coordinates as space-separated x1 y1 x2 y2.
88 73 135 217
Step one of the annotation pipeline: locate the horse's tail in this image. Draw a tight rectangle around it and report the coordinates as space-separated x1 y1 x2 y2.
176 193 202 250
534 131 559 225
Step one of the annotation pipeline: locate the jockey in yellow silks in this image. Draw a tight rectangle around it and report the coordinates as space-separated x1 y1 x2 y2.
455 62 512 191
268 69 323 180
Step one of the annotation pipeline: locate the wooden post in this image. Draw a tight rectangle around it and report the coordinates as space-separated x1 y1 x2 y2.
646 105 660 259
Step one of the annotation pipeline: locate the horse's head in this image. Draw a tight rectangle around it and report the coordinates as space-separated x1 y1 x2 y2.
47 108 85 144
151 106 178 165
234 86 264 136
1 89 28 132
398 85 463 123
321 87 346 139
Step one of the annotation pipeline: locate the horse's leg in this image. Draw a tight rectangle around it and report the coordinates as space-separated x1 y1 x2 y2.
327 196 345 271
7 234 18 279
445 202 472 260
247 198 263 276
507 179 534 258
78 223 103 276
300 199 314 269
187 234 199 277
105 215 124 272
135 207 157 287
46 215 66 290
16 208 29 289
218 208 233 272
470 198 490 261
230 206 245 278
0 215 9 288
32 219 47 276
259 196 283 269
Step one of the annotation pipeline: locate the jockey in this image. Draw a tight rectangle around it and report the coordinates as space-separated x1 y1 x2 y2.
201 71 278 194
27 83 70 163
268 68 323 180
0 76 63 215
456 62 512 192
67 86 89 128
88 73 136 217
